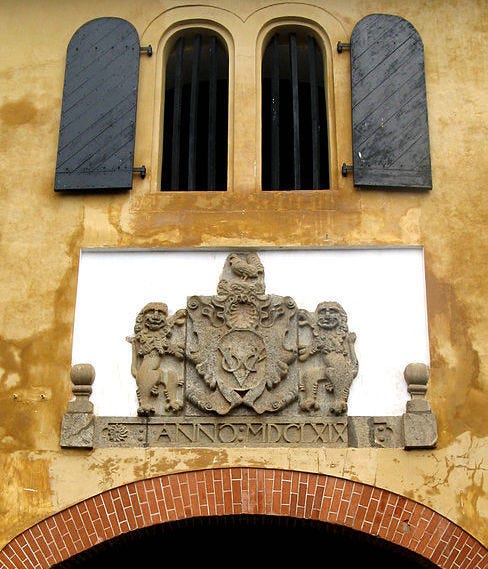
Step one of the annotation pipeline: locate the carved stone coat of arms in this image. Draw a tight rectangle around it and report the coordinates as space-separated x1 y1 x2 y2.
127 251 358 418
61 251 437 449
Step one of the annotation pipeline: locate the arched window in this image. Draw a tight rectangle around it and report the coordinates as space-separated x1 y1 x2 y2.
262 28 329 191
161 30 228 191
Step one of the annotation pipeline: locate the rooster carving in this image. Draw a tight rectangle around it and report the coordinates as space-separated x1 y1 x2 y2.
228 253 264 281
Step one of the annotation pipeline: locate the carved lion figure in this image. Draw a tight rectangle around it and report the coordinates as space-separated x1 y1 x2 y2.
127 302 186 416
297 301 358 415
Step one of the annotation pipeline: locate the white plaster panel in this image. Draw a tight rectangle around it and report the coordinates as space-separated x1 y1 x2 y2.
71 248 430 417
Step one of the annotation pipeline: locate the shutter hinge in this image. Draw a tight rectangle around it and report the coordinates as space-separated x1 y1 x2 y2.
133 166 146 179
337 42 351 53
140 45 152 56
341 163 353 177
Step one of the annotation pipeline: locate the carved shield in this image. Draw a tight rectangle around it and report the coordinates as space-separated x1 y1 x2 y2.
185 257 298 415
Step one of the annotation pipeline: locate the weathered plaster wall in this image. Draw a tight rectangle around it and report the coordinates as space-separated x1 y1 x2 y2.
0 0 486 551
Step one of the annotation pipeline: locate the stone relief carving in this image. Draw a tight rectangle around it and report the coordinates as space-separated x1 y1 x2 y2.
297 302 358 415
61 252 437 450
126 302 186 416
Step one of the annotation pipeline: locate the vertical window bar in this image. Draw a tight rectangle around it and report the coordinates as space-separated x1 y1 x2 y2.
271 34 280 189
171 37 185 190
289 33 301 189
207 35 217 190
308 35 320 189
188 33 201 190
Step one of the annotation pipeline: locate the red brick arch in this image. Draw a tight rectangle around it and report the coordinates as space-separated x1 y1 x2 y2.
0 468 486 568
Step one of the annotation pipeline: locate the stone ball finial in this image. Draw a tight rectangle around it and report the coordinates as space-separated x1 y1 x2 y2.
70 363 96 386
403 362 429 387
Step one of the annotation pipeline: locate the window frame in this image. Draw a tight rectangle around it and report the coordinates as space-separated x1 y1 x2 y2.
140 8 344 197
161 29 230 191
155 23 234 193
261 25 330 191
256 20 337 193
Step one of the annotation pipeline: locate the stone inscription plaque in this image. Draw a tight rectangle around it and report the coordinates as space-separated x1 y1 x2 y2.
96 417 349 447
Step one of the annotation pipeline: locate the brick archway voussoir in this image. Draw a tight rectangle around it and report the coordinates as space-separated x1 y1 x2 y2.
0 468 486 569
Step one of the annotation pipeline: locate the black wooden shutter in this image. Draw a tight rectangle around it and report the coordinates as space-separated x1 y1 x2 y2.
54 18 140 191
350 14 432 189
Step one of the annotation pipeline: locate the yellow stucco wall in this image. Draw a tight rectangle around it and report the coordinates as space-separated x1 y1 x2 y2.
0 0 486 550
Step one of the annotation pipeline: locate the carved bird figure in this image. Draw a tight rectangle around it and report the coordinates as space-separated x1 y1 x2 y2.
228 253 264 281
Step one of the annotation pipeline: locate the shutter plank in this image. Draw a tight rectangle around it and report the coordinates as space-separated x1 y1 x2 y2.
350 14 432 189
55 17 140 191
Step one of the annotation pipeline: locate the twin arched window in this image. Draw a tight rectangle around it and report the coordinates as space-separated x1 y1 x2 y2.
160 26 329 191
54 15 431 193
